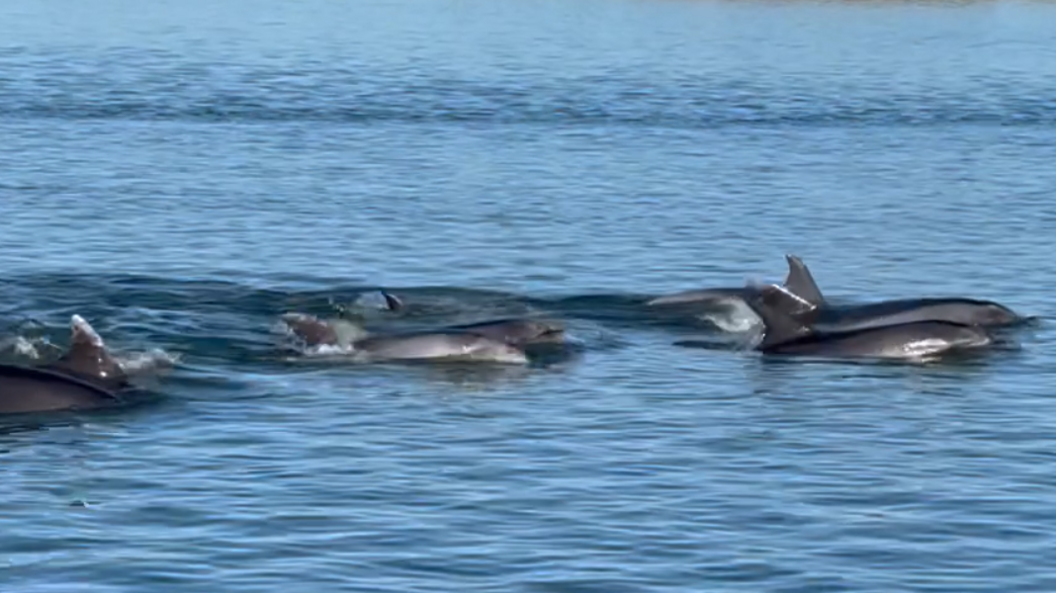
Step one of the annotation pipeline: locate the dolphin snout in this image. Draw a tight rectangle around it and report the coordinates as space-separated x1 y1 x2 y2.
532 324 566 342
983 304 1021 326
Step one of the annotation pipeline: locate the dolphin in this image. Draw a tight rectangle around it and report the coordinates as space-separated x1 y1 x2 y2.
646 254 824 309
279 313 529 364
780 255 1023 331
0 315 130 415
742 283 994 361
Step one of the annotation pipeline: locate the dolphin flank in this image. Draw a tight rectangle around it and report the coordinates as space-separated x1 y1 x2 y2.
743 284 994 361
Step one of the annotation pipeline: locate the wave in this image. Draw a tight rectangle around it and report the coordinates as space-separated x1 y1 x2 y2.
1 56 1053 127
4 90 1051 127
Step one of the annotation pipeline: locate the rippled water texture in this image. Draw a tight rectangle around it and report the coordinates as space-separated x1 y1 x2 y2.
3 0 1056 591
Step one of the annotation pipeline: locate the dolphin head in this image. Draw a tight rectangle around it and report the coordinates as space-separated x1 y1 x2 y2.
50 315 128 389
975 302 1021 327
454 318 566 346
281 312 370 349
281 313 340 347
502 319 566 345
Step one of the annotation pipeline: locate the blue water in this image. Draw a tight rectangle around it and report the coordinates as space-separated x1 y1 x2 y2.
4 0 1056 591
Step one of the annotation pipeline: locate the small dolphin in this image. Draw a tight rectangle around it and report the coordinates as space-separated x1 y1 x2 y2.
780 255 1023 331
279 313 529 364
280 313 367 348
646 254 824 309
743 284 993 361
0 315 130 415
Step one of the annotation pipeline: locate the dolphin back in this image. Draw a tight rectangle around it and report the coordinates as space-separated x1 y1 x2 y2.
0 363 122 414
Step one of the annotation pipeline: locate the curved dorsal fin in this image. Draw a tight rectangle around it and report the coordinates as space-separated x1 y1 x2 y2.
381 291 404 311
50 315 127 387
783 254 825 306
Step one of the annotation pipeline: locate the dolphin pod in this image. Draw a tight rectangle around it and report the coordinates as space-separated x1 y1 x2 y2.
289 253 1023 364
0 253 1031 415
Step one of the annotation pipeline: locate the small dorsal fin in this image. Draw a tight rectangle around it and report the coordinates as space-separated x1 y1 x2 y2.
50 315 127 386
783 254 825 306
743 283 815 349
280 313 340 347
381 291 404 311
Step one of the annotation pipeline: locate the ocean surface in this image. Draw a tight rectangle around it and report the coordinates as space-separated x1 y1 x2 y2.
3 0 1056 591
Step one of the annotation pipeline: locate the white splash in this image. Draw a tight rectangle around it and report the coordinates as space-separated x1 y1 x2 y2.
114 348 181 379
1 336 42 359
699 299 764 334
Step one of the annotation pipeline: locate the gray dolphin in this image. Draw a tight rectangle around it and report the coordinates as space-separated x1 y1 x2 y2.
0 315 130 415
279 313 529 364
780 255 1022 331
743 284 994 360
646 254 824 309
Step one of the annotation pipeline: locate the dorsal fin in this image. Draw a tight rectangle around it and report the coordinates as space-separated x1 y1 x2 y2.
50 315 127 387
381 291 404 311
783 254 824 306
280 313 340 347
743 284 815 349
